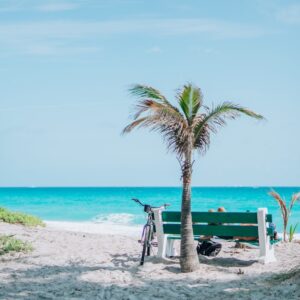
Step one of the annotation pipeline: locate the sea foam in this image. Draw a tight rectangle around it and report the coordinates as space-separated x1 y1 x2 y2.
93 213 136 225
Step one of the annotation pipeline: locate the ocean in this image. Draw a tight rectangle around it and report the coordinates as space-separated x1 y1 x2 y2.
0 187 299 233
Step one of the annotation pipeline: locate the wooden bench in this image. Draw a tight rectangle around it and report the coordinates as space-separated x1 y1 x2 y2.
153 208 277 264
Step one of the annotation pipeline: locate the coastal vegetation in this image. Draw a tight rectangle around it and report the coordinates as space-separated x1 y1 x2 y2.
0 207 43 255
123 83 263 272
269 190 300 242
289 223 299 242
0 235 32 255
0 207 44 227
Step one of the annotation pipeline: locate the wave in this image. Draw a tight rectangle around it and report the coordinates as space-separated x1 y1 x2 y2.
93 213 136 225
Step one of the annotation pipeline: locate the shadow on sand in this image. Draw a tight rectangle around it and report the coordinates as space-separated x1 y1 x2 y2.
0 253 298 300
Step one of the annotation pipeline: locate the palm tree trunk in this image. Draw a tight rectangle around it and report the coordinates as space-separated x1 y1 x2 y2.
180 150 199 272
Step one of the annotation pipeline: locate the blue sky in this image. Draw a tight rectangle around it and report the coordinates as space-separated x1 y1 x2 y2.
0 0 299 187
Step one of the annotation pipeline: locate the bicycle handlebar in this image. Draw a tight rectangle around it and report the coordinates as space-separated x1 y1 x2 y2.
132 198 170 210
132 198 144 206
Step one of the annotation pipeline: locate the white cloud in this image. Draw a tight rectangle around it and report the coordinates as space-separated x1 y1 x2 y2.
0 0 80 13
25 44 99 56
0 18 269 56
0 18 268 39
36 3 79 12
277 3 300 24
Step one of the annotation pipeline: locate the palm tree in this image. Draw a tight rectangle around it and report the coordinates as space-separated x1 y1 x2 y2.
269 190 300 242
123 83 264 272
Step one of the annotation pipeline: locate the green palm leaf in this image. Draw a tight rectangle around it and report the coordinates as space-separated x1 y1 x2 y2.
177 84 202 125
129 84 183 119
129 84 168 103
193 102 264 146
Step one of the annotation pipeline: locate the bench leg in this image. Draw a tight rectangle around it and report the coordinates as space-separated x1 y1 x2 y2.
257 208 276 264
157 234 168 259
166 239 177 257
153 208 168 259
258 243 276 264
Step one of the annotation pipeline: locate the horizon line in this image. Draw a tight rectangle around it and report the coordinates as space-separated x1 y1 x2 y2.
0 186 299 188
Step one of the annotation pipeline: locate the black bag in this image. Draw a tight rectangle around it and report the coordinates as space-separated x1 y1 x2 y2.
196 240 222 257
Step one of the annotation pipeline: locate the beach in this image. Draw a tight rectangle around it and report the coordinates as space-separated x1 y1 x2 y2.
0 222 299 300
1 0 300 298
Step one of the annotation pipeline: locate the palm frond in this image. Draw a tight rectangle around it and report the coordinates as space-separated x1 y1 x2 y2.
124 84 264 160
176 84 202 124
124 85 193 157
133 99 182 120
122 117 148 134
129 84 167 102
123 95 189 157
137 112 189 158
269 190 288 225
129 84 184 119
292 192 300 202
192 115 211 155
290 192 300 212
193 102 264 148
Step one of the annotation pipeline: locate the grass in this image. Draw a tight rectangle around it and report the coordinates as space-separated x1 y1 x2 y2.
0 207 45 227
0 235 32 255
289 223 299 242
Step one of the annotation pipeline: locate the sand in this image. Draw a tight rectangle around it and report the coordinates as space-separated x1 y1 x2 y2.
0 222 299 300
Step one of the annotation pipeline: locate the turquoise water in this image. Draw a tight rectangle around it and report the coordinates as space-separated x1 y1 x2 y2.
0 187 299 231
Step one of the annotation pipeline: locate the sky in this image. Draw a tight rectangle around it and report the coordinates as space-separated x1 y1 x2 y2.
0 0 299 187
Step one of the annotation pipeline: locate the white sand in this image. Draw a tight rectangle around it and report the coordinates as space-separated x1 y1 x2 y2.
0 222 299 300
45 221 141 237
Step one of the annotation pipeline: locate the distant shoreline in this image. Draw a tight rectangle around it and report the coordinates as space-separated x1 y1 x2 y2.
1 186 300 188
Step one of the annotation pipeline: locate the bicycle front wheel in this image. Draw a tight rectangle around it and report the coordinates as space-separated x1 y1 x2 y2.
140 225 152 265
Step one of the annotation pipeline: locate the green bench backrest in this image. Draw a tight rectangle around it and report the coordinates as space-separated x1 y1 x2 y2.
162 211 272 223
162 211 274 237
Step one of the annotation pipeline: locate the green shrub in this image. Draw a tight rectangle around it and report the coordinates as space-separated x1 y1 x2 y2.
0 235 32 255
269 190 300 242
0 207 45 227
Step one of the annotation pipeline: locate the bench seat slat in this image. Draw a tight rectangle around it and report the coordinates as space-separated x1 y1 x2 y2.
162 211 272 223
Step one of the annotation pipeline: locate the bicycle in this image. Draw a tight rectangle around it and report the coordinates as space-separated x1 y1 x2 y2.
132 198 170 265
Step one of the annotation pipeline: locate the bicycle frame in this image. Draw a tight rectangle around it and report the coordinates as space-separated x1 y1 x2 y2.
139 210 154 264
141 214 154 242
132 198 169 265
